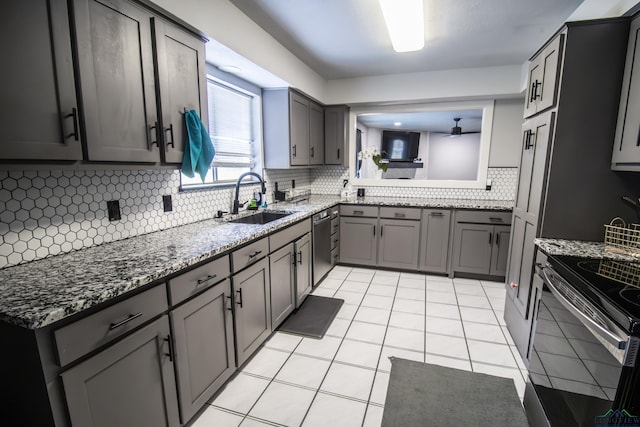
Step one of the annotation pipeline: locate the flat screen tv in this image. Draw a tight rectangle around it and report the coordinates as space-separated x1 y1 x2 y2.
381 130 420 161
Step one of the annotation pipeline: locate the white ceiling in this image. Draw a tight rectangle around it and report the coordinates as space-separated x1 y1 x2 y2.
358 109 483 133
228 0 584 80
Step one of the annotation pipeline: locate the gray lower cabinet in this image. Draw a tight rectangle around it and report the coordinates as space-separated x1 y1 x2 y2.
490 225 511 277
232 258 271 366
171 279 235 423
378 219 420 270
294 232 312 306
419 209 451 273
269 243 295 328
1 0 82 161
452 215 511 277
339 216 378 266
61 315 180 427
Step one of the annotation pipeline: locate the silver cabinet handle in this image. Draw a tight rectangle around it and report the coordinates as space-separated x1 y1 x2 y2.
353 210 364 215
430 212 444 217
109 312 143 330
394 212 406 218
248 250 262 259
196 274 217 285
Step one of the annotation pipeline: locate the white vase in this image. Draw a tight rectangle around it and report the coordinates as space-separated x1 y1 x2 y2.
375 169 383 179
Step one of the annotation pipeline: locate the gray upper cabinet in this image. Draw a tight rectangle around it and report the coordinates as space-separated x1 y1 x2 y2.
72 0 160 162
232 257 271 366
153 18 207 164
62 315 180 427
269 243 295 328
263 88 324 168
523 34 562 118
171 280 235 424
339 216 378 266
613 15 640 171
419 209 451 274
324 105 350 166
378 218 420 270
0 0 82 161
295 232 313 306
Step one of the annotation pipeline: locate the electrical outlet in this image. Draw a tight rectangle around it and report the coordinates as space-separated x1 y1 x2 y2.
162 195 173 212
107 200 121 221
485 178 492 191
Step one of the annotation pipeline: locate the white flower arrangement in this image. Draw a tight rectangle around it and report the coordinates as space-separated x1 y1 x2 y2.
357 147 388 172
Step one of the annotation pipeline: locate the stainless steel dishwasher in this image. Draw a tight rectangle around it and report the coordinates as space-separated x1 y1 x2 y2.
312 209 332 286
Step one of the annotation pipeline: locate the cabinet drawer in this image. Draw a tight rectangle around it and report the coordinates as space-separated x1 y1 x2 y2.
331 216 340 234
269 218 311 251
331 247 339 265
379 206 421 220
455 210 512 225
54 284 168 367
340 205 378 217
168 255 230 306
232 237 269 273
331 234 340 251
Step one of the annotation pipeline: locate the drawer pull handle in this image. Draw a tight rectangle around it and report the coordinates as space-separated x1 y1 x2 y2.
196 274 217 285
489 217 503 222
226 295 233 311
489 232 493 245
394 213 406 218
298 251 303 265
236 289 243 308
164 335 174 362
248 250 262 259
430 212 444 217
496 233 500 246
109 312 143 330
353 210 364 215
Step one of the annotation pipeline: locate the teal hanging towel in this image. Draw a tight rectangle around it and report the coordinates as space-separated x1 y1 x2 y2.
181 109 215 182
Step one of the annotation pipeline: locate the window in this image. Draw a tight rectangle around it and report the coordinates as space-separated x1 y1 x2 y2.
181 76 262 188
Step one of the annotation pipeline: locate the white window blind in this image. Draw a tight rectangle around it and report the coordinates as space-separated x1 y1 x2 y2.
207 80 255 169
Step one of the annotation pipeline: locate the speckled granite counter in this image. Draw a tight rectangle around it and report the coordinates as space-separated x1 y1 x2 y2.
536 238 640 262
0 195 512 329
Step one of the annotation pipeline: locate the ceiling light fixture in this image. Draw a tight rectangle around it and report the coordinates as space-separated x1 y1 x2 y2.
378 0 424 53
218 65 241 74
394 122 402 126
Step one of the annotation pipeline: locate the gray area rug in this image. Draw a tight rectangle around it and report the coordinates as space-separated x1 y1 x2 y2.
382 358 529 427
278 295 343 339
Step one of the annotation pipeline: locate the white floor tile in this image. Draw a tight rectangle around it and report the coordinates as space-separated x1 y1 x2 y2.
328 269 350 280
453 283 485 295
325 318 351 338
353 306 391 325
389 311 424 331
302 393 367 427
335 339 382 369
397 277 426 290
345 321 387 344
239 418 274 427
295 336 342 360
347 271 375 283
456 293 492 309
339 280 369 293
317 277 344 290
249 382 316 426
426 302 460 319
392 298 425 315
275 353 331 389
426 275 453 283
361 294 394 310
378 346 424 372
425 333 469 359
211 373 270 414
191 406 243 427
424 316 465 337
241 348 290 378
494 310 507 326
484 286 507 298
395 287 426 301
426 290 458 304
426 280 456 293
363 404 384 427
425 353 472 371
481 279 506 288
400 272 426 279
320 363 376 400
336 303 359 321
453 278 483 286
384 326 424 352
334 290 365 306
467 340 518 368
374 269 400 277
312 288 336 298
263 332 302 352
463 322 508 344
369 371 390 405
459 306 498 324
371 274 399 286
501 326 516 345
367 284 397 297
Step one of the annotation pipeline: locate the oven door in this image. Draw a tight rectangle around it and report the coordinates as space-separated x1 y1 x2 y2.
525 265 634 427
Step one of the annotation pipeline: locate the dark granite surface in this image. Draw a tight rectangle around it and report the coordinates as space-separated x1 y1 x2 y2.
535 238 640 261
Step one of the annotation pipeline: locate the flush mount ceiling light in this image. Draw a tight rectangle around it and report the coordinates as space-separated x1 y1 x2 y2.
378 0 424 53
394 121 402 126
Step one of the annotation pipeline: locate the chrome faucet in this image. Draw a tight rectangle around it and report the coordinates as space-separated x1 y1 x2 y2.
232 172 267 214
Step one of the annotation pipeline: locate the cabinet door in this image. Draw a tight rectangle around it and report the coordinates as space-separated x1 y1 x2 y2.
536 35 563 113
232 258 271 366
339 217 377 266
452 223 492 275
72 0 159 162
510 217 537 317
269 243 295 328
153 18 207 164
171 280 235 423
613 16 640 168
308 102 324 165
0 0 82 160
523 59 543 118
295 233 313 307
289 92 309 166
324 106 348 165
419 209 451 274
489 225 511 277
378 219 420 270
62 316 179 427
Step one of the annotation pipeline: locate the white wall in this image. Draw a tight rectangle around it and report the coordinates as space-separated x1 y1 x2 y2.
489 98 525 167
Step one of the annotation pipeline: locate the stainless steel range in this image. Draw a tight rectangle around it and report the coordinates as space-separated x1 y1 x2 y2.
525 255 640 426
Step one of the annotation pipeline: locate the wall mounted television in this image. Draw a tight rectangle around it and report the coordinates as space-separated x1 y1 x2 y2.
381 130 420 161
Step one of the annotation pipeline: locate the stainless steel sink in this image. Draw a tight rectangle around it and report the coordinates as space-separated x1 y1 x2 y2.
228 211 293 225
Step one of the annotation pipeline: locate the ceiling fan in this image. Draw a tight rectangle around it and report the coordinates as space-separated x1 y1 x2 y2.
441 117 480 137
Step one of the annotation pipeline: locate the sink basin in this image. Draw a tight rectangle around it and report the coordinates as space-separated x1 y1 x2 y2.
228 211 293 225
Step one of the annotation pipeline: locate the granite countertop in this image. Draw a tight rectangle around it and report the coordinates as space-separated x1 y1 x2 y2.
0 195 513 329
535 238 640 262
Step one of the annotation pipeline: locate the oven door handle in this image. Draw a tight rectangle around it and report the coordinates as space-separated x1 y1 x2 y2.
542 267 628 351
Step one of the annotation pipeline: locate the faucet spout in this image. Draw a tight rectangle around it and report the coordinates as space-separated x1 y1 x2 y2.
232 172 266 214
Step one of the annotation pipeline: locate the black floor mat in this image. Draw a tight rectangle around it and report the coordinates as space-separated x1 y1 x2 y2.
278 295 344 339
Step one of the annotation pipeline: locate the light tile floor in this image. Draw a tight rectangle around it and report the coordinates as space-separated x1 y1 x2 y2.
192 266 527 427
